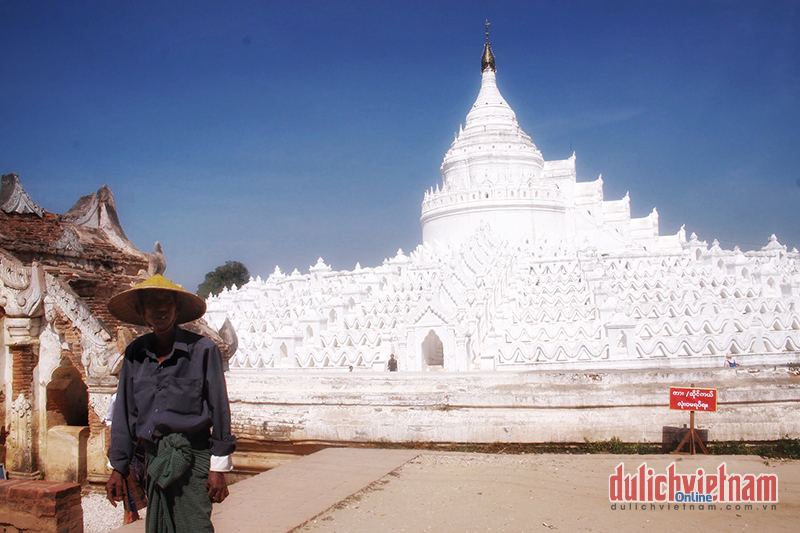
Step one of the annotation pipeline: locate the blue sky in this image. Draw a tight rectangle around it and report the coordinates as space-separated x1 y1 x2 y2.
1 1 798 292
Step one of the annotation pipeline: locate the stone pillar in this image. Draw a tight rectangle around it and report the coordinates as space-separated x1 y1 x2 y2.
400 331 414 371
750 317 767 354
454 335 469 371
86 389 114 484
1 261 46 480
481 328 499 370
5 317 43 479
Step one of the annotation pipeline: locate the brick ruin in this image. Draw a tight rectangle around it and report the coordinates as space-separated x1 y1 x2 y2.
0 479 82 533
0 173 236 486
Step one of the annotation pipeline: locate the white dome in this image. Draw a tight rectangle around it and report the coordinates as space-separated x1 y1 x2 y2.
441 69 544 190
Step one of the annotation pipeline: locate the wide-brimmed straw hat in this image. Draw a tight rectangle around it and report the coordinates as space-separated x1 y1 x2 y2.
107 274 206 326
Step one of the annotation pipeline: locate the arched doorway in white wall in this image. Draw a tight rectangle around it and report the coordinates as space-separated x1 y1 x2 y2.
279 342 288 366
422 329 444 369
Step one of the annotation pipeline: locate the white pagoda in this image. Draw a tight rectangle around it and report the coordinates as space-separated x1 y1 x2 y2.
206 32 800 372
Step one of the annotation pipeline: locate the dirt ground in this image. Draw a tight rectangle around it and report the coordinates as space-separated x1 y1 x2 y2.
294 453 799 533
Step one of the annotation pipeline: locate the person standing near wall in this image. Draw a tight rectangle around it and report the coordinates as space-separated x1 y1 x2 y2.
105 275 236 532
105 393 147 524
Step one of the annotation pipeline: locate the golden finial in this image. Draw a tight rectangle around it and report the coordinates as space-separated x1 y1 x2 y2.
481 19 496 72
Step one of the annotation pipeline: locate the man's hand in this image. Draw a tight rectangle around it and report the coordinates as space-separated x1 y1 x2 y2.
207 471 229 504
106 470 125 506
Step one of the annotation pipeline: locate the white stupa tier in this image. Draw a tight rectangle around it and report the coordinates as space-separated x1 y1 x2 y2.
422 65 666 255
206 37 800 372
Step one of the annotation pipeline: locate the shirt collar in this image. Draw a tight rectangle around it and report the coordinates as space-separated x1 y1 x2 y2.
143 327 191 361
173 327 191 354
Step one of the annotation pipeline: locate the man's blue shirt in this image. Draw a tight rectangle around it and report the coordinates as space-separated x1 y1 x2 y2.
109 328 236 476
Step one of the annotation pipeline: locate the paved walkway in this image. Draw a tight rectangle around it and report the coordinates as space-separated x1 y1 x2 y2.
111 448 420 533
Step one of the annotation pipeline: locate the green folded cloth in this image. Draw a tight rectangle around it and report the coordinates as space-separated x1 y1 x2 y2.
147 433 192 489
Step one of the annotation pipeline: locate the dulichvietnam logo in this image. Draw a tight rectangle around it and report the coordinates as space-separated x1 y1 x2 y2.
609 462 778 510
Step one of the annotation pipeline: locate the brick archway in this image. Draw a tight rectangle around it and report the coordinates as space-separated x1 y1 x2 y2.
46 363 88 429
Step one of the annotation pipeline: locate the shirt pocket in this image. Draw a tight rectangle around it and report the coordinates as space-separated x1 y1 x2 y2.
165 376 203 415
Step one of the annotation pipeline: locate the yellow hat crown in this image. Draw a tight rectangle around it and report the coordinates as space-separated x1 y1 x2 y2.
107 274 207 326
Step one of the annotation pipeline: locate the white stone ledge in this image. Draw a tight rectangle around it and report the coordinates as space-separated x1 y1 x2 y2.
226 367 800 443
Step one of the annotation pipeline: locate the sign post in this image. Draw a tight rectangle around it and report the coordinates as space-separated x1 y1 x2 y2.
669 384 717 455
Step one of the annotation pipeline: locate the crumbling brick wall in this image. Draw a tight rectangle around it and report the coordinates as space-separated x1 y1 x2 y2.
0 480 82 533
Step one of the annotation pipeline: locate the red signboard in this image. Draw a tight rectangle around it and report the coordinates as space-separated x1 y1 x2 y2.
669 387 717 412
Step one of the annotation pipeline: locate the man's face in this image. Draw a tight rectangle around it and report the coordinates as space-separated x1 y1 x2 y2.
139 290 179 334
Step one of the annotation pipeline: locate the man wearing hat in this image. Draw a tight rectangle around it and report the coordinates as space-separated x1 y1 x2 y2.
105 275 236 532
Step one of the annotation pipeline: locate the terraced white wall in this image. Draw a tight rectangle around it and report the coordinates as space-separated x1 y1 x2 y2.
205 63 800 373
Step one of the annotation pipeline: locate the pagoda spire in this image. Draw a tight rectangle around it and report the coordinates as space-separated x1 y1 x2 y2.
481 19 496 72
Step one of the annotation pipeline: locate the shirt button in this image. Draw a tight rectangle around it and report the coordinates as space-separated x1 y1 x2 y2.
155 409 159 413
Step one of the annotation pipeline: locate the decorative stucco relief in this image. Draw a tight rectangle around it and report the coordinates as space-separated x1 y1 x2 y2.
89 391 113 423
7 393 34 471
52 227 84 255
0 173 45 217
44 273 121 381
36 322 63 388
0 256 45 318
